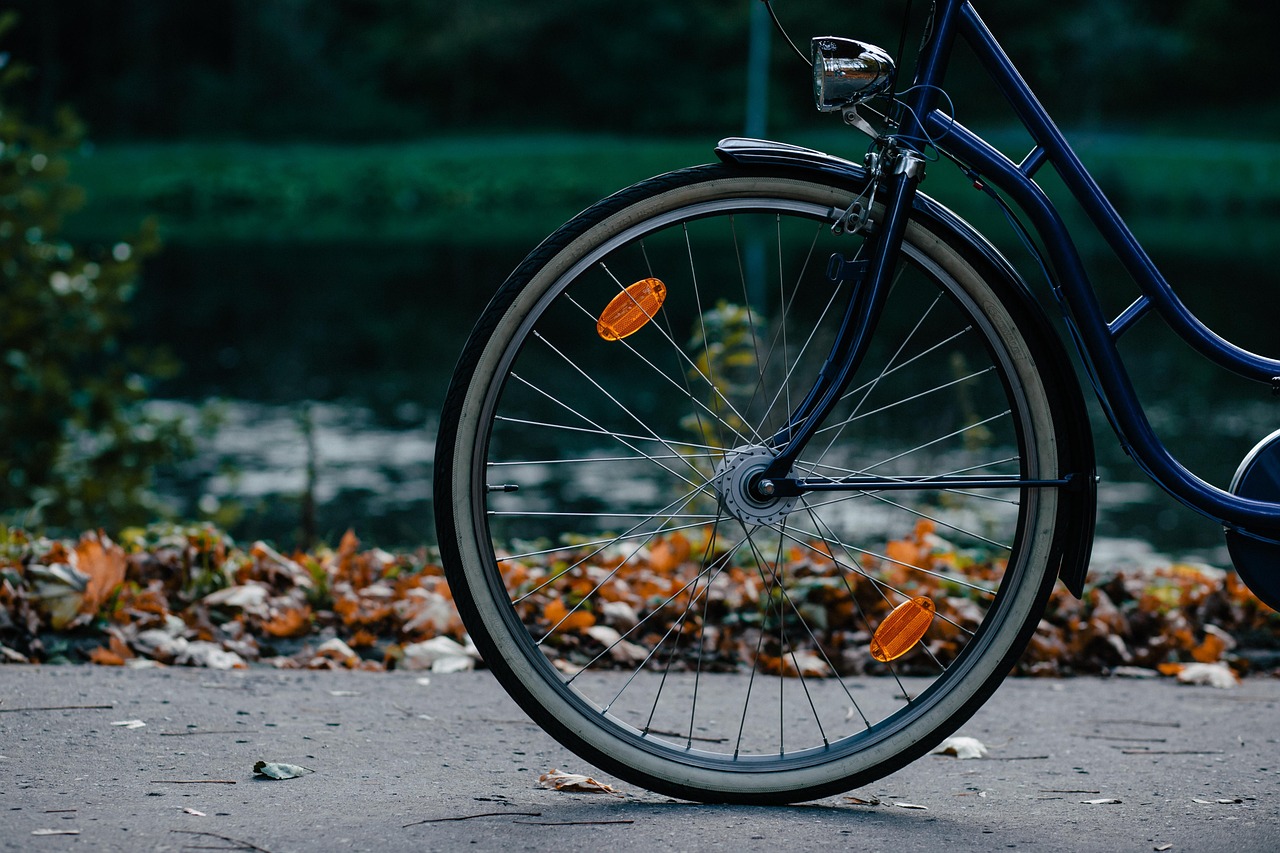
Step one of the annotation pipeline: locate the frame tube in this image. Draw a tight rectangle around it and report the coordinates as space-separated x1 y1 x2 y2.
910 1 1280 534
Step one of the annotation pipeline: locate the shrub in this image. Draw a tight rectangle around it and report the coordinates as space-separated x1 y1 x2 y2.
0 13 189 532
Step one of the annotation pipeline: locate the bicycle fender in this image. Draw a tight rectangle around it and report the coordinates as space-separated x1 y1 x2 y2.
716 137 1097 597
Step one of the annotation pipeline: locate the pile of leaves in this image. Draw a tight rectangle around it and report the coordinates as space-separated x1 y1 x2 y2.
498 520 1279 681
0 524 466 670
0 522 1276 680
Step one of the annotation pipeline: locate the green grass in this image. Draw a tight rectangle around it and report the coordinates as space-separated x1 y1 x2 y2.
63 131 1280 249
64 136 710 245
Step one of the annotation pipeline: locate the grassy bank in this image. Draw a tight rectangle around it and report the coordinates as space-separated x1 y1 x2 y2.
64 131 1280 250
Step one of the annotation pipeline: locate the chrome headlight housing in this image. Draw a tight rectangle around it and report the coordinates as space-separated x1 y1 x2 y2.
812 37 895 112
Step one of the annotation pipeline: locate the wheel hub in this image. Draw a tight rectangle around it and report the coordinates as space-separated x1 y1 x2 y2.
712 446 799 527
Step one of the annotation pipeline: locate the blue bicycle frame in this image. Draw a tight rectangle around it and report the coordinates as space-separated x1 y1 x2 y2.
864 0 1280 537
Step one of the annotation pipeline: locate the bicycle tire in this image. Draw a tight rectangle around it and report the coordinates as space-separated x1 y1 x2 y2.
434 163 1064 804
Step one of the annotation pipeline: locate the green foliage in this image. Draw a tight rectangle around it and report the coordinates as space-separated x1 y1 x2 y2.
0 14 190 532
683 300 766 448
7 0 1280 141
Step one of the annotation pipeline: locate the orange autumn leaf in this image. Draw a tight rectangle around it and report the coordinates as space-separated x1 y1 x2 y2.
348 628 379 648
543 597 595 631
648 533 691 573
261 605 313 638
884 538 920 568
88 646 126 666
75 533 127 615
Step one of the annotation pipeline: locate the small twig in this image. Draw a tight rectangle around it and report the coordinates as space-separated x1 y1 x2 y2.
506 814 632 819
403 811 542 828
170 829 271 852
152 779 239 785
160 730 246 737
0 704 113 713
1079 734 1167 743
1090 718 1181 728
1041 789 1101 794
985 755 1050 761
1120 749 1225 755
43 809 77 813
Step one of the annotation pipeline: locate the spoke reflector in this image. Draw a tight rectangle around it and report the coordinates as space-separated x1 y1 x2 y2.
869 596 936 662
597 278 667 341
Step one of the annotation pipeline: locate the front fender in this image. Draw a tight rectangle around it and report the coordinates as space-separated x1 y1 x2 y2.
715 137 1097 597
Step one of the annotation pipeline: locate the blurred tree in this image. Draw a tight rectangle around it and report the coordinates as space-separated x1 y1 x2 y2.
0 12 191 531
6 0 1275 140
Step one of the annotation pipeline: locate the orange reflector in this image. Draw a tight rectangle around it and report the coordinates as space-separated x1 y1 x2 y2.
869 596 936 663
597 278 667 341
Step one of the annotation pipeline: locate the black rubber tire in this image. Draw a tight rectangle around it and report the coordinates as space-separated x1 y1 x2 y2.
434 164 1063 804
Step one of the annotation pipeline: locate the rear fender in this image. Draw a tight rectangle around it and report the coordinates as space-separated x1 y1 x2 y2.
715 137 1097 597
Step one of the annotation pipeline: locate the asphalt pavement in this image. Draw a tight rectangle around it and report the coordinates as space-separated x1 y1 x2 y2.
1 665 1277 852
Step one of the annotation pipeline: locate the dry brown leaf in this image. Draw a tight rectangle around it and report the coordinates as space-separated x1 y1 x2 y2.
932 736 988 759
538 769 622 795
843 795 882 806
26 563 89 630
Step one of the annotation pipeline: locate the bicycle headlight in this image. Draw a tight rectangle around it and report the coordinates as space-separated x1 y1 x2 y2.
812 37 895 112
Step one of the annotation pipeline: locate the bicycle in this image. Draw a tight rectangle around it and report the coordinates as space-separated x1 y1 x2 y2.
433 0 1280 804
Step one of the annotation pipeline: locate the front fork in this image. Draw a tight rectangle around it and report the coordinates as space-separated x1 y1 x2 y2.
754 144 928 494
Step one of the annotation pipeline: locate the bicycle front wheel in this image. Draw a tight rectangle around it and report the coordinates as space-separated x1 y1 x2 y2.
435 164 1065 803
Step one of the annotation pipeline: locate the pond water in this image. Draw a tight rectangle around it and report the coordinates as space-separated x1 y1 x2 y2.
129 221 1279 570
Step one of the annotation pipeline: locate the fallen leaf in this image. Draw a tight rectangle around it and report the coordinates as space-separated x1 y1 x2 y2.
111 719 146 729
1081 798 1122 805
313 637 360 667
401 636 478 673
843 795 882 806
543 598 596 632
26 563 89 630
253 760 315 780
89 646 128 666
261 605 313 638
893 802 928 810
32 829 81 836
538 769 621 795
1175 662 1238 689
0 642 29 663
932 735 988 759
75 533 127 614
204 583 270 612
176 641 247 670
183 808 206 816
1154 845 1173 852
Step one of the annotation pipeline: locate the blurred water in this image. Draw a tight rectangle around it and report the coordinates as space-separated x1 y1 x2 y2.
131 234 1278 566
